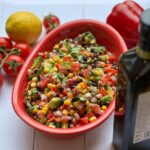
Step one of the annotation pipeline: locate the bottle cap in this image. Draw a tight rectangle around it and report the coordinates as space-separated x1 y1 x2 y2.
139 8 150 51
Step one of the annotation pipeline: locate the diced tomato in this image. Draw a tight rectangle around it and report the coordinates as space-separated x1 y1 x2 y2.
109 55 117 63
100 87 107 95
82 69 89 78
86 112 95 118
79 117 89 125
58 65 67 74
105 63 112 67
71 62 80 72
101 76 109 85
104 67 117 75
62 116 69 122
92 104 103 116
67 79 76 88
62 89 67 96
47 113 55 121
63 55 74 62
38 78 50 89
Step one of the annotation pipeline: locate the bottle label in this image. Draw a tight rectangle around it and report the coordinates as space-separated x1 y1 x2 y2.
133 92 150 144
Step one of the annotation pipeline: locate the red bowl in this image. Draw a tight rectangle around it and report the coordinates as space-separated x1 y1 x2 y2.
12 19 127 137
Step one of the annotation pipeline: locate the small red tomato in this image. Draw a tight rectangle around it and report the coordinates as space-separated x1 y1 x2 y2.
0 37 13 49
43 14 60 33
0 74 4 89
3 55 24 77
71 62 80 72
14 43 32 59
79 117 89 125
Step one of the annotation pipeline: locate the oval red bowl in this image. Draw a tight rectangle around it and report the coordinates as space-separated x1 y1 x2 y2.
12 19 127 137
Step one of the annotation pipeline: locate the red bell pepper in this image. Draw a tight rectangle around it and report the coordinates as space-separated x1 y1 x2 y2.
106 0 144 49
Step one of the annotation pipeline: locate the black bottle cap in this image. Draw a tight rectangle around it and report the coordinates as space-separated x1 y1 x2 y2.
139 8 150 51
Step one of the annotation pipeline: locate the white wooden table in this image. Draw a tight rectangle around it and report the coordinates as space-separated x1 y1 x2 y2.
0 1 149 150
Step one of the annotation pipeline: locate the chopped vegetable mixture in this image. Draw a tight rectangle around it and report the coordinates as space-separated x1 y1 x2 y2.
24 32 117 128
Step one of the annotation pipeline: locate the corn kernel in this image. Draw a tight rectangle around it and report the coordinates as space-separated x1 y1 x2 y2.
89 116 97 122
68 73 73 78
74 102 80 108
42 107 49 112
67 92 73 98
38 110 47 115
53 55 60 61
64 99 71 105
32 77 38 82
46 92 52 97
119 107 124 112
55 117 62 122
32 109 38 114
94 70 101 75
62 109 69 116
44 67 50 74
101 105 107 111
54 44 59 49
85 100 90 106
69 109 75 115
82 89 87 94
90 76 94 80
53 67 58 72
62 122 68 128
48 58 54 63
31 82 36 88
58 59 63 63
79 82 87 89
48 124 56 128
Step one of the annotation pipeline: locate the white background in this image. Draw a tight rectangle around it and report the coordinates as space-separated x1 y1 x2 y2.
0 0 149 150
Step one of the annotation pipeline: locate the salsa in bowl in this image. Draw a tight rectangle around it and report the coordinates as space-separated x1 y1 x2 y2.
12 19 127 136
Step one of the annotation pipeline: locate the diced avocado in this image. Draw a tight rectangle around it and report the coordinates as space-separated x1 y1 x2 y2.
99 55 108 62
91 46 106 53
32 56 43 69
104 84 111 90
100 95 112 104
48 97 63 109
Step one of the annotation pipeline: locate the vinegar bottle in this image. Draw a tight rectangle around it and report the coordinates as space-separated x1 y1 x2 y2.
113 9 150 150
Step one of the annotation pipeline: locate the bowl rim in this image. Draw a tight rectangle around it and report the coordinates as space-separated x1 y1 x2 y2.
12 19 127 135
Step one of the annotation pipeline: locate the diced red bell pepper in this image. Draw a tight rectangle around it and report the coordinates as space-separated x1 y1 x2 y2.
79 117 89 125
104 67 117 75
106 0 144 49
100 87 107 95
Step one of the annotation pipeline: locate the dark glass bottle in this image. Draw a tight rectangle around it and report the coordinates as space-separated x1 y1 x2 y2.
113 9 150 150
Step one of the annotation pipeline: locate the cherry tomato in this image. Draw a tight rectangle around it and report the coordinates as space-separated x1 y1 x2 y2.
0 37 13 49
43 14 60 33
0 74 4 89
14 43 32 59
3 55 24 77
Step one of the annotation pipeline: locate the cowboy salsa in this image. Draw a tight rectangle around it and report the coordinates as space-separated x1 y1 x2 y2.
24 32 117 128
